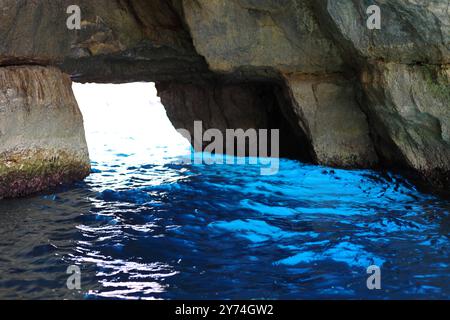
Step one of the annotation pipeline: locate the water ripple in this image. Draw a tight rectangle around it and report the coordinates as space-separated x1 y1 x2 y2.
0 83 449 299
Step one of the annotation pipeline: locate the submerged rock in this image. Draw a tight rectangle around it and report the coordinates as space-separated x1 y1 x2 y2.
0 66 90 198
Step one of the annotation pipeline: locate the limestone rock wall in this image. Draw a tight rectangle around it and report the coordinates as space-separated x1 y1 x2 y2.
181 0 344 75
177 0 449 186
0 0 209 82
360 62 450 186
0 0 449 195
0 66 90 198
281 74 377 167
311 0 449 65
179 0 380 168
309 0 449 184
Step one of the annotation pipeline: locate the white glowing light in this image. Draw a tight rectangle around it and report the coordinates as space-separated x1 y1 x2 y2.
72 82 191 166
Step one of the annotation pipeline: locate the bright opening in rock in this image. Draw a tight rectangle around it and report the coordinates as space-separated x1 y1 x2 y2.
72 83 191 170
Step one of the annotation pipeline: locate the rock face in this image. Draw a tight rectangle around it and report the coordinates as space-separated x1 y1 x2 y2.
0 66 90 199
311 0 449 64
361 63 450 187
177 0 449 186
0 0 209 82
0 0 449 196
281 74 377 167
309 0 450 186
181 0 344 75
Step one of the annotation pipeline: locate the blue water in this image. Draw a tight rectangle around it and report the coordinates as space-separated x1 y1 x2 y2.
0 84 449 300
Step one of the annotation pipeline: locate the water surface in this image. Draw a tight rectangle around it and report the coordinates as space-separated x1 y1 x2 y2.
0 84 448 299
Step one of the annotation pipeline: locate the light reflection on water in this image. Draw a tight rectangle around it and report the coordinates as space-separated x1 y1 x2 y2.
0 83 448 300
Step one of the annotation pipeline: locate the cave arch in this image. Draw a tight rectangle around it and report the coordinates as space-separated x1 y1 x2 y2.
1 0 449 198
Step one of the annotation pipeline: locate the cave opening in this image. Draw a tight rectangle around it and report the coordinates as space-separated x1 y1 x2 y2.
72 81 312 172
72 82 191 170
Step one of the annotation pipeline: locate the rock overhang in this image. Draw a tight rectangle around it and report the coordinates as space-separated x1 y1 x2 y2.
0 0 448 197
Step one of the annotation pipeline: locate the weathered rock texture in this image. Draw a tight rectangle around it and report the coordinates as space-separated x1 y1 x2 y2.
0 66 90 198
281 74 377 167
0 0 209 82
361 62 450 187
311 0 449 65
179 0 449 188
181 0 344 75
0 0 449 196
309 0 450 186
